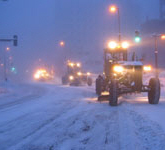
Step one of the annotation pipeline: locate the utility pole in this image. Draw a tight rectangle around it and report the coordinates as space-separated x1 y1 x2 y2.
4 48 7 81
117 8 121 42
153 35 159 78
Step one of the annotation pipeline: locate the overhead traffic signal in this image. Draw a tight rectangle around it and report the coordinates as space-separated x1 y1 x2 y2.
134 31 141 43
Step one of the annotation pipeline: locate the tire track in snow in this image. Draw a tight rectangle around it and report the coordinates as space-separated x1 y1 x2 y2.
127 109 165 150
13 101 165 150
0 86 47 111
5 84 165 150
8 95 88 150
51 105 121 150
118 103 165 150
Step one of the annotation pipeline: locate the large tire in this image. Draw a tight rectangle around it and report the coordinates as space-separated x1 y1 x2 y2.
148 78 160 104
87 77 92 86
109 79 118 106
96 78 102 95
70 78 81 86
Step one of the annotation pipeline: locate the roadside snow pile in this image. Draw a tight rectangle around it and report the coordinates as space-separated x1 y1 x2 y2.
0 82 10 95
0 87 6 94
143 71 165 86
0 81 30 98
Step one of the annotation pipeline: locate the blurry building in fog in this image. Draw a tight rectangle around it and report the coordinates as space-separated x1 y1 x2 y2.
160 0 165 19
139 0 165 69
140 0 165 34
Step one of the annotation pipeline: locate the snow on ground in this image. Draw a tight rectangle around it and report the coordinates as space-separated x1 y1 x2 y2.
0 72 165 150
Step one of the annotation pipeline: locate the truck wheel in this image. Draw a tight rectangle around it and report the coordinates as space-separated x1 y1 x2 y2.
148 78 160 104
109 79 118 106
96 78 102 95
62 76 67 85
87 77 92 86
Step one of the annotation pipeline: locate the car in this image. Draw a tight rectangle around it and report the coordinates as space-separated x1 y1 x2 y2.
96 41 160 106
62 61 92 86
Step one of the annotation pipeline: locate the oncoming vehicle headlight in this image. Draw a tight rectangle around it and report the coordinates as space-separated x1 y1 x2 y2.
69 76 74 80
34 74 40 79
77 72 82 76
143 65 152 72
34 69 48 80
113 65 124 73
87 72 91 76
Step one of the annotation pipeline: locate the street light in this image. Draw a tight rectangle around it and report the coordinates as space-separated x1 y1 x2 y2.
6 47 10 51
109 5 121 42
59 41 65 47
109 5 117 13
161 34 165 40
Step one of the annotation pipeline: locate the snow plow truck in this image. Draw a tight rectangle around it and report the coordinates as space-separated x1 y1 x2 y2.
96 41 160 106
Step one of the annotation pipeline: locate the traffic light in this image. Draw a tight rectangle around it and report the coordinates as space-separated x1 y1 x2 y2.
11 67 17 74
134 31 141 43
11 67 16 72
13 35 18 46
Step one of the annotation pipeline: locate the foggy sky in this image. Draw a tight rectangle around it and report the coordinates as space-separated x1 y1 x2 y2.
0 0 159 79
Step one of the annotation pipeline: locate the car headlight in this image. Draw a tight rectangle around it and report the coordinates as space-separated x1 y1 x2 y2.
87 72 91 76
69 76 74 80
113 65 124 73
143 65 152 72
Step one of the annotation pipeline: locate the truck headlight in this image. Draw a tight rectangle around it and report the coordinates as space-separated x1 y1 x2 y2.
68 62 74 67
76 63 81 67
69 76 74 80
34 74 40 79
108 41 117 49
77 72 82 76
121 41 129 49
113 65 124 73
143 65 152 71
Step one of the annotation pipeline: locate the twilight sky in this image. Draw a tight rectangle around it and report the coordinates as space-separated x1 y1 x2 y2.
0 0 160 79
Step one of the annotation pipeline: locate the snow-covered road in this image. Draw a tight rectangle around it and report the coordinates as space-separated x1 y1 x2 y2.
0 81 165 150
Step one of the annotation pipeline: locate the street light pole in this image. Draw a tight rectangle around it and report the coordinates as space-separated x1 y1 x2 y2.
109 5 121 42
154 35 159 78
117 8 121 42
4 48 7 81
152 33 165 78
